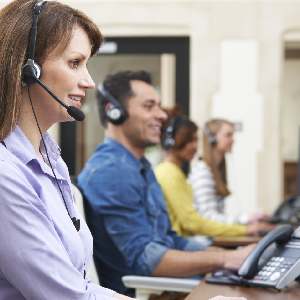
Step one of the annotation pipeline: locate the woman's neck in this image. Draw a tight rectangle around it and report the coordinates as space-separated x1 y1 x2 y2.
18 94 47 156
165 152 182 167
212 149 225 166
18 117 43 156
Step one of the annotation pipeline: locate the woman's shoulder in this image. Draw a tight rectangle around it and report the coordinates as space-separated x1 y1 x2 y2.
188 159 214 185
155 161 185 183
156 161 183 175
191 159 211 174
0 148 43 206
0 146 23 174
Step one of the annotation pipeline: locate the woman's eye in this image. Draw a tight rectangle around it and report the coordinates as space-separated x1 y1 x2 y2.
70 60 80 69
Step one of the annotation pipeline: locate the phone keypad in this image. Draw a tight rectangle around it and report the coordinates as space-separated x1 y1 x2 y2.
254 256 295 282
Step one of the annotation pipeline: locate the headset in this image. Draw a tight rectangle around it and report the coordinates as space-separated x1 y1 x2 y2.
162 116 182 150
203 123 218 145
22 0 85 122
96 84 127 125
22 0 81 232
22 0 45 85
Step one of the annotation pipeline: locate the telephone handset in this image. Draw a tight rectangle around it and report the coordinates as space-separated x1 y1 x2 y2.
206 224 300 289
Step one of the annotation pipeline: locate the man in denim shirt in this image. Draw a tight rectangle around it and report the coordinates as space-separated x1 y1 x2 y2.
78 71 253 296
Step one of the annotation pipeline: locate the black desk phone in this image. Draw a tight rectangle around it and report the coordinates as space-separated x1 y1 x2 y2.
206 224 300 289
271 196 300 225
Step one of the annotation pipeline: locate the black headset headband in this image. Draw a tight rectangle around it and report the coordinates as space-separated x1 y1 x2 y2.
22 1 47 85
97 85 121 108
27 1 47 60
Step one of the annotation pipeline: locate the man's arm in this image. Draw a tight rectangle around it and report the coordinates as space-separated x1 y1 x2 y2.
152 245 255 277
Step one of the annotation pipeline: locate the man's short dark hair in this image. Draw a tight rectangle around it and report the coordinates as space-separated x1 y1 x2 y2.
98 70 152 127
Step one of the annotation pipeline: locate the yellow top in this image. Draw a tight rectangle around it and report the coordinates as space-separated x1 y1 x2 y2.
155 161 247 237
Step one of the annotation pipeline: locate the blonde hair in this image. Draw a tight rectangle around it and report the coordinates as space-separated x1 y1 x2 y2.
0 0 102 140
202 118 234 197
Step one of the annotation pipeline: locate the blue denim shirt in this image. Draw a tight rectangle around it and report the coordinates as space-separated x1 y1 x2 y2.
78 138 204 295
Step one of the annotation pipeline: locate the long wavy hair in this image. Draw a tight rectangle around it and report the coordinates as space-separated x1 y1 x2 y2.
202 118 234 197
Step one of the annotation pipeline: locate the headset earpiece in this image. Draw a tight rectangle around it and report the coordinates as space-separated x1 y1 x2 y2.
105 102 122 121
204 124 218 145
22 59 41 85
162 116 181 150
97 85 127 125
162 124 175 149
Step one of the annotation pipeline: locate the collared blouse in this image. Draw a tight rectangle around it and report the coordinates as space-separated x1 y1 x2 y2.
0 126 116 300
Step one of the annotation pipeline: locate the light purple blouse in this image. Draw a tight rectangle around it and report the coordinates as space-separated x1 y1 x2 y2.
0 127 116 300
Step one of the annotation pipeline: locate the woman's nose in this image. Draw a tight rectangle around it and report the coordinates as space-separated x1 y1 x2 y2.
79 71 95 89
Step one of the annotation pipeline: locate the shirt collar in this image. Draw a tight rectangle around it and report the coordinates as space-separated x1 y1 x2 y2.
3 126 61 167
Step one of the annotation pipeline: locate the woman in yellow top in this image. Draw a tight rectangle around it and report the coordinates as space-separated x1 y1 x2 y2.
155 114 273 238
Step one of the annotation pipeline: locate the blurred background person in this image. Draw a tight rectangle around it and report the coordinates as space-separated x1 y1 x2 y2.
155 113 273 239
78 71 256 296
189 119 270 225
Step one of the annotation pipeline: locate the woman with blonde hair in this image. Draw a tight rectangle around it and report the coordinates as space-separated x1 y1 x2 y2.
189 118 269 224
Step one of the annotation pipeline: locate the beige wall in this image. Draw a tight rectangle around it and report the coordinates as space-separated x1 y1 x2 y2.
63 0 300 213
3 0 300 213
282 59 300 161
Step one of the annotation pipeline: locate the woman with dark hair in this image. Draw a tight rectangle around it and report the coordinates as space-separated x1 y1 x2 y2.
189 119 269 224
155 115 273 238
0 1 132 299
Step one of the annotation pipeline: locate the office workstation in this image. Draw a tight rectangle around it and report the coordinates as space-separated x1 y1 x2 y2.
121 224 300 299
183 224 300 300
2 0 300 300
186 282 300 300
67 0 300 297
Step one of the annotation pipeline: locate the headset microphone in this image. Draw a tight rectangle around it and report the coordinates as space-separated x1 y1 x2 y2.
32 76 85 121
67 106 85 122
23 66 85 121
